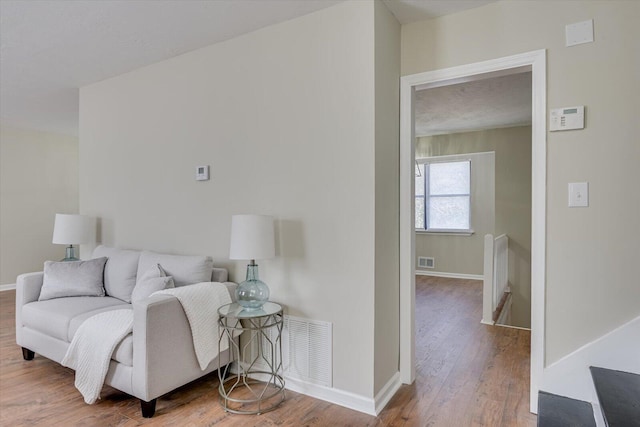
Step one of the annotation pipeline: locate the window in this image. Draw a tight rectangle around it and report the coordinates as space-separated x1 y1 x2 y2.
415 160 471 232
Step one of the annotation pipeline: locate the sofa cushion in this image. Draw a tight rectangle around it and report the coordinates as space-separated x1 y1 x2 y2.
39 258 107 301
131 264 174 303
92 245 141 303
137 251 213 287
22 296 128 342
112 334 133 366
211 267 229 283
65 306 134 367
67 305 132 341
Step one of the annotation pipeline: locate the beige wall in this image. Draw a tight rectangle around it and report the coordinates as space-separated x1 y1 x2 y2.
373 0 401 395
79 1 399 399
417 126 532 328
415 151 495 276
0 125 79 285
403 1 640 363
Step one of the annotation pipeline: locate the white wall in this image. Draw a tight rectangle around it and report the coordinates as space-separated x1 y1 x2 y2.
402 0 640 364
0 125 79 285
80 1 392 400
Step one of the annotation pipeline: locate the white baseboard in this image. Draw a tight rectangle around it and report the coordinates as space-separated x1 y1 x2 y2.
592 402 606 427
283 371 400 416
416 271 483 281
0 284 16 292
374 372 401 415
285 377 377 416
541 315 640 404
494 323 531 331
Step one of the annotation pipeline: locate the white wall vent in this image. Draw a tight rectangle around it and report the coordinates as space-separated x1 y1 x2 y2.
418 256 435 269
251 315 332 388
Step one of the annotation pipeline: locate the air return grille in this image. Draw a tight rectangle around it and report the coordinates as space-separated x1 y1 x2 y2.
252 315 332 387
285 316 332 387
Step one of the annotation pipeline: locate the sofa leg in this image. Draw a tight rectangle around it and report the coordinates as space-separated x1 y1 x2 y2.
22 347 34 360
140 399 157 418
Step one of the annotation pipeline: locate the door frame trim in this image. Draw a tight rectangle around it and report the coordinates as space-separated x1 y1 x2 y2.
399 49 547 413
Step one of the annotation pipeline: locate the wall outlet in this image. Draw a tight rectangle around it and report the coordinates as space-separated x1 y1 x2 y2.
418 257 435 269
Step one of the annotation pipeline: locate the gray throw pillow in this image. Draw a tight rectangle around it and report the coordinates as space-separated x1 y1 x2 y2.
39 257 108 301
131 264 175 303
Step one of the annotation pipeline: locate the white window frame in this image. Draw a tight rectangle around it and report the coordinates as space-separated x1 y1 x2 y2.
415 157 473 235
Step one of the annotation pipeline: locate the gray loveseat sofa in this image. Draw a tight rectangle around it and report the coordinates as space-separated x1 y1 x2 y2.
16 245 236 417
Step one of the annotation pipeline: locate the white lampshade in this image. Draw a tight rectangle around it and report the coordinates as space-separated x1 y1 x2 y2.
229 215 275 261
52 214 94 245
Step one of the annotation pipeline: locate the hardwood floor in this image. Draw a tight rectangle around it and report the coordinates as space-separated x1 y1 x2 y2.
0 277 536 426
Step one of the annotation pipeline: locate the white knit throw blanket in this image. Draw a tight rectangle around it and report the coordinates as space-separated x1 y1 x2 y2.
154 282 232 370
61 282 231 404
62 309 133 404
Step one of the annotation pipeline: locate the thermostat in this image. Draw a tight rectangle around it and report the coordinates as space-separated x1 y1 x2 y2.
550 106 585 131
195 165 210 181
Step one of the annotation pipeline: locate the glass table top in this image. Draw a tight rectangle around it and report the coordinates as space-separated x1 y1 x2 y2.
218 301 282 319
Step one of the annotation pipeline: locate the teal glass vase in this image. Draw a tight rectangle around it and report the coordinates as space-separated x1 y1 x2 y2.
235 264 269 310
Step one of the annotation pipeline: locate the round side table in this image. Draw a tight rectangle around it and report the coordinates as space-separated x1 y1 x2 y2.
217 301 285 415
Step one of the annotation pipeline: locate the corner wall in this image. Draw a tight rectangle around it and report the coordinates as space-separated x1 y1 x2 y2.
80 1 378 399
0 125 79 284
373 0 401 396
402 0 640 364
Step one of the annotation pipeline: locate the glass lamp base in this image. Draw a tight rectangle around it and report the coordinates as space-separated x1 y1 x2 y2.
235 264 269 310
61 245 79 262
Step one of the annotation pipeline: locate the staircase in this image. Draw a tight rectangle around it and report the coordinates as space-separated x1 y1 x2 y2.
538 367 640 427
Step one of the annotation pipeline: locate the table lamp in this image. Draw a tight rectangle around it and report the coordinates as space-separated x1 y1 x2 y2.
52 214 94 261
229 214 275 310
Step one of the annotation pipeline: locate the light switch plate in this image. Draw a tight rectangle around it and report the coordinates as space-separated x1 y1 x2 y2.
569 182 589 207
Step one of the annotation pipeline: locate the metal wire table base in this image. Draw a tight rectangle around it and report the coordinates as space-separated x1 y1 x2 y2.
218 306 285 415
218 371 285 415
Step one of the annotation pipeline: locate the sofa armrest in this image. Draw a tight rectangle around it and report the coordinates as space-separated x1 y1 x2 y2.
223 282 237 302
131 295 189 400
16 272 44 305
16 272 44 346
131 284 235 401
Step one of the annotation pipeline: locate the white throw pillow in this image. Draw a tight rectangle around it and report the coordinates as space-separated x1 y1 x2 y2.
131 264 175 303
39 257 107 301
136 251 213 287
92 245 141 303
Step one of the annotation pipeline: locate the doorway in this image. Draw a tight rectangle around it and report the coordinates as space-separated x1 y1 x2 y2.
399 50 547 413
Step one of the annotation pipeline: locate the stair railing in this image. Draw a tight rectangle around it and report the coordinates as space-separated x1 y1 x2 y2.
482 233 509 325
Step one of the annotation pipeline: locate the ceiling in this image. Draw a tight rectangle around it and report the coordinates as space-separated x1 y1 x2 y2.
0 0 497 137
382 0 494 23
415 72 532 137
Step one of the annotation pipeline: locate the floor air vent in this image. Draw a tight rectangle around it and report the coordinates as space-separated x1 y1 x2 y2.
418 256 435 268
252 315 332 388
